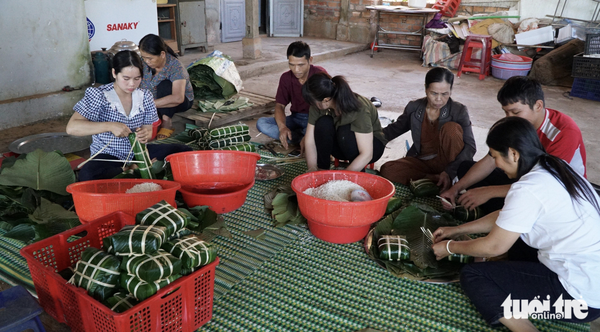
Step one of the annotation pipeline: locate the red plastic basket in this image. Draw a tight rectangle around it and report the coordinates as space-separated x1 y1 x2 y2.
66 179 181 223
21 211 219 332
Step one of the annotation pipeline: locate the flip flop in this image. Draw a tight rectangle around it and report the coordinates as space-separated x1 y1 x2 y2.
370 96 382 108
156 128 174 140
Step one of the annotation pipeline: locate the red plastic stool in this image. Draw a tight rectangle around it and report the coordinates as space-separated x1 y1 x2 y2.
334 158 375 170
457 34 492 80
432 0 461 17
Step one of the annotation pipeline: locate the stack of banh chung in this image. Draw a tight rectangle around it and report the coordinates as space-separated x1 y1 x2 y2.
189 123 255 152
67 200 217 312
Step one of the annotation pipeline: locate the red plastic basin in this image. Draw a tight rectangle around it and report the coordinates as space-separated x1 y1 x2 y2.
166 151 261 213
179 181 255 214
166 150 261 186
66 179 180 223
291 171 395 244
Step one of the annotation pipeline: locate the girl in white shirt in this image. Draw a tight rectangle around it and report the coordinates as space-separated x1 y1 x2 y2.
431 116 600 331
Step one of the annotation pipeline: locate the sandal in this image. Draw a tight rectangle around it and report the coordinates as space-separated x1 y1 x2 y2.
156 128 174 140
370 97 382 108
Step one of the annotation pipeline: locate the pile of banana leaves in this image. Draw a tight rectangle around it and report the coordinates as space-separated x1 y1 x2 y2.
264 186 306 227
187 50 242 100
197 96 253 113
0 149 80 243
366 203 471 281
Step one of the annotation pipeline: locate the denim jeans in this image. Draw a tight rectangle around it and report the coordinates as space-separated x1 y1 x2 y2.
256 113 309 145
460 261 600 326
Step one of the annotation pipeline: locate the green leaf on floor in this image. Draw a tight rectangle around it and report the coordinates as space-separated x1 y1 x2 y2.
178 206 231 242
0 149 75 195
244 228 267 240
264 186 306 228
30 198 78 224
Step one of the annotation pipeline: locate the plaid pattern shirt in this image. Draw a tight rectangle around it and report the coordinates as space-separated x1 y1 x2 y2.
74 83 159 160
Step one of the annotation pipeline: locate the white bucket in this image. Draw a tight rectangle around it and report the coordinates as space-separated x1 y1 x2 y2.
408 0 427 8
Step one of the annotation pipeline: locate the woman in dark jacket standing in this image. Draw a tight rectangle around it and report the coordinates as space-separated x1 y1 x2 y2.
380 67 476 191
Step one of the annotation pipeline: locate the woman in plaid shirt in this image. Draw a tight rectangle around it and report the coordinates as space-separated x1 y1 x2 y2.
66 51 191 181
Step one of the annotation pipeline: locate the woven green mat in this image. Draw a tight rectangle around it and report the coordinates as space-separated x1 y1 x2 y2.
196 154 589 332
0 232 34 289
0 137 591 331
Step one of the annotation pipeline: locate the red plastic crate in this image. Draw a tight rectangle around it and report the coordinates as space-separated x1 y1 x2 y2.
21 211 219 332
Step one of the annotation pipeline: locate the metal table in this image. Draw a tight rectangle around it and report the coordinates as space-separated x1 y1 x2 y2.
367 6 439 58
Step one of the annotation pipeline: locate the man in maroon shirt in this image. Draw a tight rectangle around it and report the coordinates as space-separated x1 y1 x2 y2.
256 41 326 151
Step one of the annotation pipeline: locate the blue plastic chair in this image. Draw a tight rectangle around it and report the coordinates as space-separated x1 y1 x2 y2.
0 285 46 332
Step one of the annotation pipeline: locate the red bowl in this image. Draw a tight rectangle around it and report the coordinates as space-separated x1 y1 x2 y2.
178 181 254 214
306 220 372 244
291 171 395 243
66 179 180 223
166 150 261 187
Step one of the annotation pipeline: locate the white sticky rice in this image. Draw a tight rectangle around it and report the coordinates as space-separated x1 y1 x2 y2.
303 180 367 202
125 182 163 194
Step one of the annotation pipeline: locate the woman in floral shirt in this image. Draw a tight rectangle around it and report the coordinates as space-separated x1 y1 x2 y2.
139 34 194 139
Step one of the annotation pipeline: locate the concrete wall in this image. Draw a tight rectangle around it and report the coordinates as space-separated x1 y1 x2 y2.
521 0 598 21
0 0 91 130
303 0 512 45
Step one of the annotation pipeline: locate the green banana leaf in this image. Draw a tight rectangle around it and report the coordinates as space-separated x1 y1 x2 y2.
367 204 464 281
3 219 81 244
0 221 12 231
197 216 231 242
409 179 440 198
104 225 167 256
30 198 78 223
121 249 182 282
0 149 75 195
178 206 231 242
197 97 253 113
104 292 140 313
244 228 267 240
121 273 180 301
136 200 188 238
69 247 121 301
187 52 239 100
162 235 217 269
264 186 306 227
0 194 30 218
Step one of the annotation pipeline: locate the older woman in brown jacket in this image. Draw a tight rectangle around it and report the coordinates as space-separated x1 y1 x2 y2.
380 67 476 191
